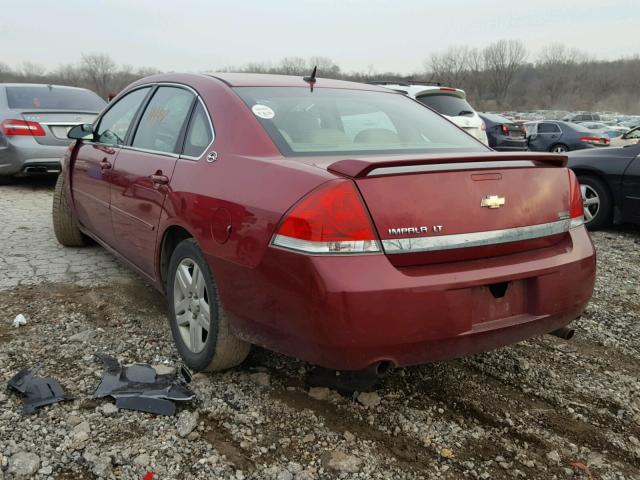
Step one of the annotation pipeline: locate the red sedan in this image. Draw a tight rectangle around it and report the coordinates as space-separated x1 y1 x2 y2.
53 73 596 373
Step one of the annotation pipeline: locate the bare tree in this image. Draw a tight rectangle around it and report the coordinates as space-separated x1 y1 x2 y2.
535 44 588 107
307 56 340 76
426 46 473 87
278 57 307 75
80 53 116 98
19 62 46 80
483 40 527 107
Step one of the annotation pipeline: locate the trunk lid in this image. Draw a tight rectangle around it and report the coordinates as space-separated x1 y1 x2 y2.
327 153 571 266
19 111 98 146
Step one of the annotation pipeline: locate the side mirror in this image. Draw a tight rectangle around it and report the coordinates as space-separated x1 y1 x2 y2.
68 124 94 141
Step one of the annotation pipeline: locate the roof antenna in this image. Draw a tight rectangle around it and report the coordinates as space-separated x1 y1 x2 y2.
303 66 317 92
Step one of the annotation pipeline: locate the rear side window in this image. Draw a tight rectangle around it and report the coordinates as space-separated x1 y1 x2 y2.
133 87 194 154
182 101 213 158
538 123 560 134
96 87 151 145
415 94 474 117
6 86 106 111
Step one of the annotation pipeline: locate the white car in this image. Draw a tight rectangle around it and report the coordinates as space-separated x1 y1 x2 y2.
610 126 640 147
372 82 488 145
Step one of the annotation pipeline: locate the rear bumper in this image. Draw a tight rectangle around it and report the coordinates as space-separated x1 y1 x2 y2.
216 227 596 370
0 139 66 176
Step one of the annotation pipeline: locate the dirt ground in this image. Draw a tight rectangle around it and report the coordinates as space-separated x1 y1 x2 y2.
0 178 639 480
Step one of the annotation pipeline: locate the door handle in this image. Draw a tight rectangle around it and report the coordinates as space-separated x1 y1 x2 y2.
150 173 169 185
100 158 112 170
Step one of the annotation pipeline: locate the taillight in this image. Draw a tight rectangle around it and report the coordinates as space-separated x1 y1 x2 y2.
568 170 584 229
579 136 607 146
272 181 381 254
500 124 509 135
439 87 457 93
1 119 46 136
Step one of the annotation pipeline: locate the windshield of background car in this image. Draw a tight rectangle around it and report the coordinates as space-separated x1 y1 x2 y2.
235 87 487 156
415 93 474 117
6 86 106 111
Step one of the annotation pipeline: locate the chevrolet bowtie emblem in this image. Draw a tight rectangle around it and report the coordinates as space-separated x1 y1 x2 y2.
481 195 506 209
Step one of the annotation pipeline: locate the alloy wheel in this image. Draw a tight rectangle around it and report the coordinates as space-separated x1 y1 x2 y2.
173 258 210 353
581 184 600 223
552 145 568 153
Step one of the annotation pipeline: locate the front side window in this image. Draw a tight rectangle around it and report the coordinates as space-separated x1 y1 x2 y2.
182 101 213 158
133 87 194 154
235 87 487 156
96 87 150 145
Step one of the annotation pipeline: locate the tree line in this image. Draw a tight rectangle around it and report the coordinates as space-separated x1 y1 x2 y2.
2 41 639 114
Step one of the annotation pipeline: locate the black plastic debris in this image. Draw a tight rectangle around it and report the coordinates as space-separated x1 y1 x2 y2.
7 363 72 414
93 354 194 416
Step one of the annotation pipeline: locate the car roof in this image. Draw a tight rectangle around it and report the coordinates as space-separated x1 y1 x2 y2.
205 73 391 92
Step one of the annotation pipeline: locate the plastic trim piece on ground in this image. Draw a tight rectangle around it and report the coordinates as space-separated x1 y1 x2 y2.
7 363 72 414
93 353 195 416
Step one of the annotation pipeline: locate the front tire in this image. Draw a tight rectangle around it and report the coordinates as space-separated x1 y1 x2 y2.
52 174 86 247
167 239 250 371
577 175 612 231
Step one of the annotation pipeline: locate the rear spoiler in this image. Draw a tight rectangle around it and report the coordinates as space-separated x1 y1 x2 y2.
327 152 567 178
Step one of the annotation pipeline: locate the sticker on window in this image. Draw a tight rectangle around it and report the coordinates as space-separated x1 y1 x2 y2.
252 104 275 119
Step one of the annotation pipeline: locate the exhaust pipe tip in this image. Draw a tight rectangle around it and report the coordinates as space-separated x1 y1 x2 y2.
367 360 394 378
549 326 575 340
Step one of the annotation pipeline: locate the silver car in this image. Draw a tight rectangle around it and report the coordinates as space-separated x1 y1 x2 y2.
0 83 106 182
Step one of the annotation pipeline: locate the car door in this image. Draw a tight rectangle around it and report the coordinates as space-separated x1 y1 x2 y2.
621 148 640 223
528 122 558 151
109 85 196 277
71 87 151 246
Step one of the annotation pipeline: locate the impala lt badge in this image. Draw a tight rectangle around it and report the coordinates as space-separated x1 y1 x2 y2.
481 195 506 209
388 225 443 236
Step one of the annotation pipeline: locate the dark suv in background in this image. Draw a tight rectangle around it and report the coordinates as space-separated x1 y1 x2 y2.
0 83 106 183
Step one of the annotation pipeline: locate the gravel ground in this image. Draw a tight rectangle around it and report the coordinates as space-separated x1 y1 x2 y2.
1 178 639 480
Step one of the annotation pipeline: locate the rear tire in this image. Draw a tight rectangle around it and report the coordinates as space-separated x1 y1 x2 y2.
52 174 86 247
550 144 569 153
167 238 250 371
0 175 13 185
577 175 612 231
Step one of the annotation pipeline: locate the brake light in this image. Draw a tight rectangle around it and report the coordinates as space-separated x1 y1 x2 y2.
1 119 46 136
272 181 381 254
579 136 608 145
501 124 509 135
568 170 584 228
439 87 457 93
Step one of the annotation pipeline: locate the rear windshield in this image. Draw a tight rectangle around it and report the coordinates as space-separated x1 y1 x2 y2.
6 86 106 111
235 87 487 156
416 93 475 117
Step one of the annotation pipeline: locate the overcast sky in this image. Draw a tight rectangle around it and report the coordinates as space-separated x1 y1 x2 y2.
2 0 637 74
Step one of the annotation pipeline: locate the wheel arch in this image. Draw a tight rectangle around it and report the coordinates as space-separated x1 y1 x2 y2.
158 224 197 290
571 167 616 206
